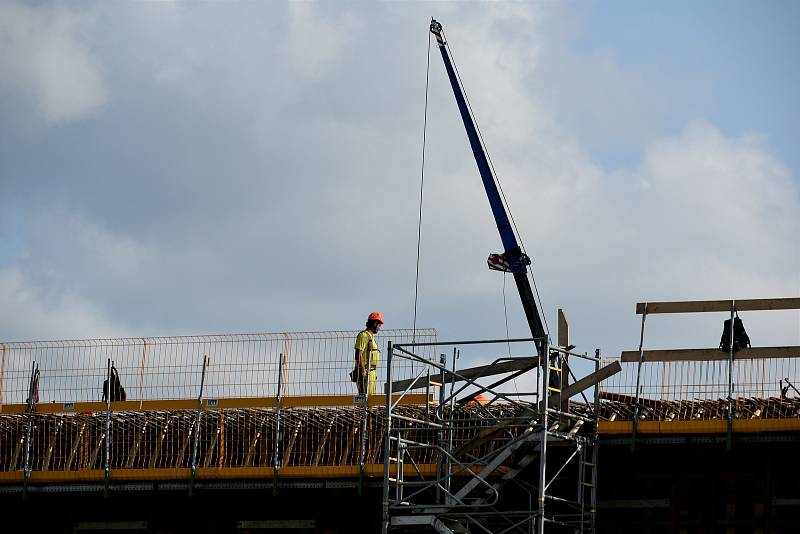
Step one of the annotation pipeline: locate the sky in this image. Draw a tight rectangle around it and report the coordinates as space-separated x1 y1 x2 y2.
0 1 798 372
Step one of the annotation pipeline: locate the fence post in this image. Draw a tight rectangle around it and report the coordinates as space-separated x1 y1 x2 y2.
139 339 147 410
726 302 735 450
23 361 37 498
189 355 209 496
446 347 458 503
536 339 550 534
631 308 648 451
103 358 112 497
381 340 393 534
358 390 368 495
0 342 7 411
437 353 446 505
273 352 284 496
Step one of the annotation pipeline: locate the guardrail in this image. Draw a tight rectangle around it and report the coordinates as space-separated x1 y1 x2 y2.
0 329 438 412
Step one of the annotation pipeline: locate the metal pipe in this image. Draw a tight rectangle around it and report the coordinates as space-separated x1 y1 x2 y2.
23 360 36 497
548 345 601 362
727 302 735 450
446 347 458 503
389 413 444 428
139 339 147 410
393 346 533 411
395 336 545 348
273 352 284 495
189 354 208 496
437 352 445 505
381 340 393 534
0 342 8 410
103 358 111 497
537 340 549 534
631 309 648 451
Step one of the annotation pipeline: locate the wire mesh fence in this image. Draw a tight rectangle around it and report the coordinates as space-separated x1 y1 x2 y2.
0 329 438 408
599 355 800 421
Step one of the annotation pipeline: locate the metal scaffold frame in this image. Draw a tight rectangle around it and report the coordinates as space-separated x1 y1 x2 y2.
382 337 613 534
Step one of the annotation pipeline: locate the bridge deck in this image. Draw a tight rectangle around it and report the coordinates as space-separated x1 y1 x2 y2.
1 396 797 485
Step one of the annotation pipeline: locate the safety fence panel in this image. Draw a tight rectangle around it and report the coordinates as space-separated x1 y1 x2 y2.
599 356 800 421
0 329 438 408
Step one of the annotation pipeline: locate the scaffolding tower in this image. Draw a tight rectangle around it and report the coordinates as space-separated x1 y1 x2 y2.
382 336 621 534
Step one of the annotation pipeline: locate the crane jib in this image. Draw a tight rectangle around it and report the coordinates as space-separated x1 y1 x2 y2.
430 19 547 349
433 35 518 255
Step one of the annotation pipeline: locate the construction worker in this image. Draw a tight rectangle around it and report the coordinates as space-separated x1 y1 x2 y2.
353 312 384 395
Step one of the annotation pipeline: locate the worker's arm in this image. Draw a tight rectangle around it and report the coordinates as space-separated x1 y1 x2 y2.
354 331 369 374
355 347 367 373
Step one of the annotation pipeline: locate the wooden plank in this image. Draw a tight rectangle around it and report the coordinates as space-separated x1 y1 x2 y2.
389 357 541 391
149 423 169 469
636 297 800 315
65 422 86 470
620 346 800 362
543 361 621 408
557 309 569 348
557 309 571 425
42 420 63 471
126 422 147 468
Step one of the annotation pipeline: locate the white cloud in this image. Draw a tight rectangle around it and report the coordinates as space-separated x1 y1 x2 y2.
0 2 796 364
0 1 107 125
0 268 122 341
286 3 359 81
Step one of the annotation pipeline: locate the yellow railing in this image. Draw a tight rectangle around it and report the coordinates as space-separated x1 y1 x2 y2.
599 354 800 429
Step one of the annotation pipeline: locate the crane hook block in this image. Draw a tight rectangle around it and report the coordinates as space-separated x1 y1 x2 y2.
488 253 530 274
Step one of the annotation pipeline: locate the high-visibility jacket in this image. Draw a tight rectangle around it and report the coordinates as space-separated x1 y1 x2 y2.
355 330 380 368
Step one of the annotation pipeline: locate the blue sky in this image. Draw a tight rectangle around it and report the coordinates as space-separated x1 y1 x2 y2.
578 0 800 172
0 1 797 369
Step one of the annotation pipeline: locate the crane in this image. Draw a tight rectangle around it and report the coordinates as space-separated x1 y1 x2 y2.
429 19 547 355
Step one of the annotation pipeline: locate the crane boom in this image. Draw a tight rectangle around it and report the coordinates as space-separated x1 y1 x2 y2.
430 19 546 354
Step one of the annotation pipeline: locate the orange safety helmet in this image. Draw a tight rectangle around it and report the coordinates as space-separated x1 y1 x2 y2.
467 394 489 406
367 311 385 324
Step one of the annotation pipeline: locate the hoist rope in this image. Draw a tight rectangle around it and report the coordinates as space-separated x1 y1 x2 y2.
445 39 550 338
502 273 521 396
412 30 433 343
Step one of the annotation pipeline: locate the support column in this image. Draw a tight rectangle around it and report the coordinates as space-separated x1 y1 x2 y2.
631 309 648 451
726 302 735 450
537 339 549 534
381 340 393 534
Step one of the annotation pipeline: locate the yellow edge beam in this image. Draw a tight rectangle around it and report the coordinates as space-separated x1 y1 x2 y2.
0 464 444 485
0 393 432 414
599 418 800 434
